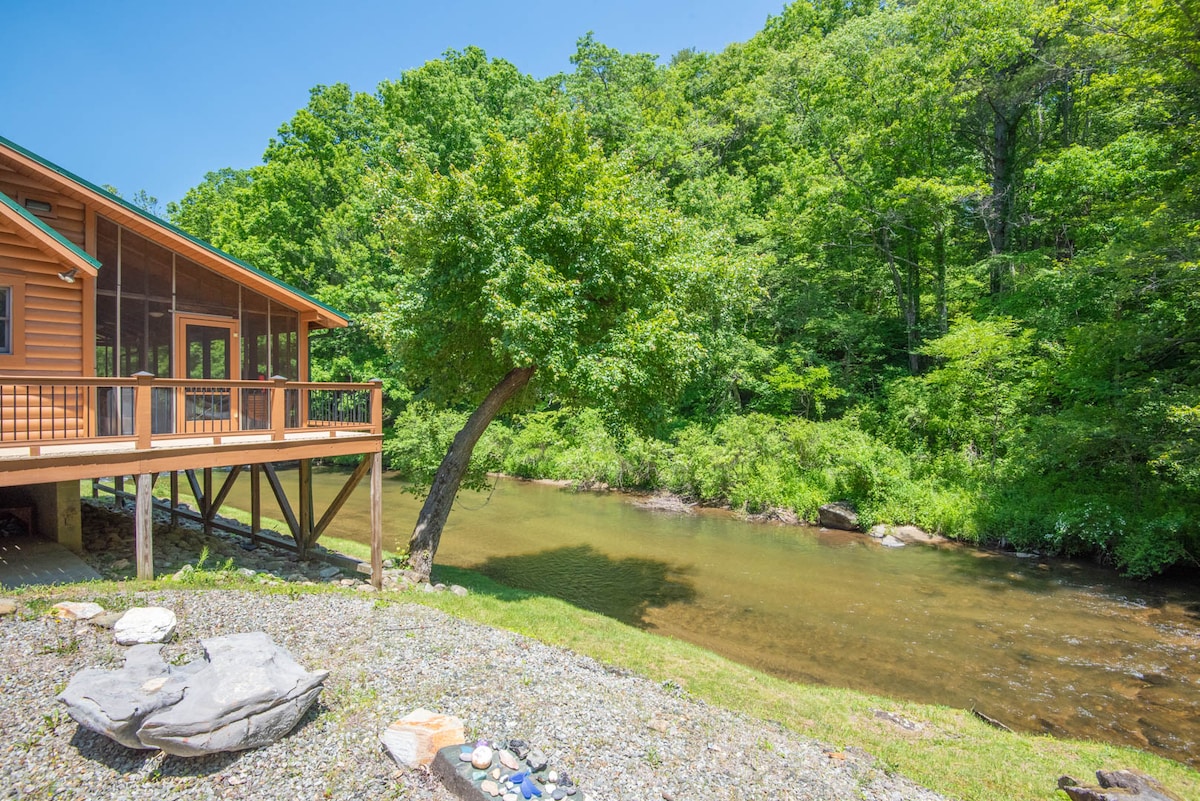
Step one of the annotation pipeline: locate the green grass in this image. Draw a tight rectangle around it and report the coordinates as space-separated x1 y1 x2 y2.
409 565 1200 801
52 485 1200 799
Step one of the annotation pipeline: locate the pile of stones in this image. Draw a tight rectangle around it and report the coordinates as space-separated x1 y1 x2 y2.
436 739 584 801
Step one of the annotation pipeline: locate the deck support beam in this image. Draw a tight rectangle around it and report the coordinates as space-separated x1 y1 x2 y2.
298 459 312 556
262 462 301 541
135 473 153 580
312 455 372 541
370 451 383 589
203 468 213 536
250 464 261 538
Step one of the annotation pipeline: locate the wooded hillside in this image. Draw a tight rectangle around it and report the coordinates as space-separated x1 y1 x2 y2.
169 0 1200 577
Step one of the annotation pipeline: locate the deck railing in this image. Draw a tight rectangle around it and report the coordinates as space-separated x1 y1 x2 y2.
0 374 382 453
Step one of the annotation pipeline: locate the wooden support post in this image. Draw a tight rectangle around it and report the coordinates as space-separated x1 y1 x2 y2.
133 371 154 450
298 459 312 555
203 468 213 536
208 465 245 524
251 464 261 537
371 450 383 590
270 375 287 440
115 476 124 509
185 469 205 514
170 471 179 527
262 463 301 540
312 455 372 541
370 379 383 435
135 473 154 580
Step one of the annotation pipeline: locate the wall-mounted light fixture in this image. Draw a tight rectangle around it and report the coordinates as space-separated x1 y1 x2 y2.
57 267 78 283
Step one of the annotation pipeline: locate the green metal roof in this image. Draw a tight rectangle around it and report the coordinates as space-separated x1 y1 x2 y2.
0 133 349 325
0 188 101 271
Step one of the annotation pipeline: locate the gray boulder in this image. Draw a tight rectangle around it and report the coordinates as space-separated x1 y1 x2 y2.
818 502 860 531
137 632 327 756
58 632 326 756
1058 770 1184 801
57 644 196 749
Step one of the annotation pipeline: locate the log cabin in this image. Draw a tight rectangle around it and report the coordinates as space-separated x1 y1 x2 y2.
0 135 383 585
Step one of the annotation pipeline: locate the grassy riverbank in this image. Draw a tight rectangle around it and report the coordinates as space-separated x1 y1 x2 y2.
16 568 1198 801
81 485 1199 799
410 565 1200 801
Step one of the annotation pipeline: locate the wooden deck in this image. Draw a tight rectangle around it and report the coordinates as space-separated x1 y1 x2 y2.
0 374 383 487
0 373 385 586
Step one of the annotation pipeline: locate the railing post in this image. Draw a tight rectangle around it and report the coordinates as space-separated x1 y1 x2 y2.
133 372 154 449
369 379 383 434
270 375 287 441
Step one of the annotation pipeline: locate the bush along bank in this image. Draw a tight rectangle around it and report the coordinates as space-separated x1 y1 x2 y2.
378 404 1199 579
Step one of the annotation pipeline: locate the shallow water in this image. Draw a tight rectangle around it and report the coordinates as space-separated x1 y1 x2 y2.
211 469 1200 765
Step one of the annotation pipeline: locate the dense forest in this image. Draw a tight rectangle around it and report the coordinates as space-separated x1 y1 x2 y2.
168 0 1200 578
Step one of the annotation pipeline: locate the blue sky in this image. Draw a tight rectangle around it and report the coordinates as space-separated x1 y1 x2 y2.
1 0 786 208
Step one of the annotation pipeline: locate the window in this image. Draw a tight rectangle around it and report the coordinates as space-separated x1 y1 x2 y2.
0 286 9 354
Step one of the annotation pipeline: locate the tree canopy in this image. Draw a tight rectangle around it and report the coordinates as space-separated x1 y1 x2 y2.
171 0 1200 578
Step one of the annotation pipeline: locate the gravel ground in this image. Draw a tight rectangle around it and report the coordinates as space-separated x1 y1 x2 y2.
0 589 949 801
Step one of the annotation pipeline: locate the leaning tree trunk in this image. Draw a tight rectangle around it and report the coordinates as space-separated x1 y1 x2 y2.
407 365 536 581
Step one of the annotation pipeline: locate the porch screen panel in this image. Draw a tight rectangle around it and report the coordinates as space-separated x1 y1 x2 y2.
240 291 270 429
94 217 118 377
175 256 239 317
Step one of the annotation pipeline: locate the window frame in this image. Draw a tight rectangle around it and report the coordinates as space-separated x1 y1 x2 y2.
0 277 27 364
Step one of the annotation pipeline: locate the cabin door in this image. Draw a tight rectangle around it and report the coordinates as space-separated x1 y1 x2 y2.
175 315 239 433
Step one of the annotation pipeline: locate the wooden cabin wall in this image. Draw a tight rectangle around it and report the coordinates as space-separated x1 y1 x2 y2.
0 215 87 440
0 218 85 377
0 164 87 249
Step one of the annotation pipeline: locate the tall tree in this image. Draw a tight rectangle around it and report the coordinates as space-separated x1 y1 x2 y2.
375 112 755 579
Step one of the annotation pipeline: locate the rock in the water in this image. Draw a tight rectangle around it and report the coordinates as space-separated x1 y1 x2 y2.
113 607 177 645
51 601 104 621
1058 770 1185 801
879 535 906 548
0 598 16 615
136 632 327 756
57 644 196 749
380 708 465 768
817 502 859 532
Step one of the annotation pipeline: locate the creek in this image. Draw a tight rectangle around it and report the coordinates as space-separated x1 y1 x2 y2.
210 468 1200 766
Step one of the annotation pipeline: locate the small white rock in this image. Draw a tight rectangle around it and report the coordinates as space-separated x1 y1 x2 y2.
50 601 104 621
113 606 177 645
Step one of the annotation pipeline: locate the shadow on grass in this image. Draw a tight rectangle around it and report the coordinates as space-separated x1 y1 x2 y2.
435 544 696 627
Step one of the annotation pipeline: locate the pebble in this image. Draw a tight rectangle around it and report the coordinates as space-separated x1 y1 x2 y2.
482 780 501 797
50 601 104 620
472 745 495 769
0 598 16 615
499 749 520 771
526 749 548 772
504 794 519 801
